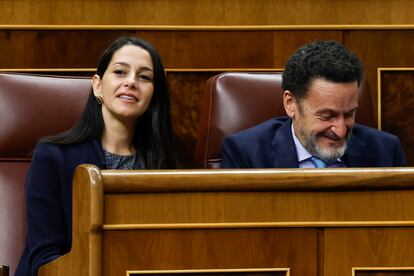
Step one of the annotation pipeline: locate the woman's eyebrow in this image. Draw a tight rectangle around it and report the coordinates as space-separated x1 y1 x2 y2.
113 62 153 72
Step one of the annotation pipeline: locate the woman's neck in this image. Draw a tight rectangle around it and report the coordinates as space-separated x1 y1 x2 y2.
101 118 136 156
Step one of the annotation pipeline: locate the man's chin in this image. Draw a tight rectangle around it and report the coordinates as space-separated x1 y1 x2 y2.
316 144 347 162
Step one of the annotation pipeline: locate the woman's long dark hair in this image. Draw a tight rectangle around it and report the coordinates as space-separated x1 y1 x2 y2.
46 37 177 169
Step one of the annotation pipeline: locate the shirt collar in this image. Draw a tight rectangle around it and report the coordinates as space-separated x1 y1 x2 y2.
290 123 344 164
291 123 312 162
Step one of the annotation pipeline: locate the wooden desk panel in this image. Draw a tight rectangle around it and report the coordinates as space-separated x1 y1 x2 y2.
103 228 316 276
103 190 414 225
324 228 414 276
38 166 414 276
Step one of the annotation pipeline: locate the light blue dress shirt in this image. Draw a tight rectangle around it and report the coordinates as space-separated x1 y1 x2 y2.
291 124 346 168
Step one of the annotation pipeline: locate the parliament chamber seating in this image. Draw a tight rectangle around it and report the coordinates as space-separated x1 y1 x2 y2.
0 73 394 276
195 72 377 168
0 73 91 275
0 72 409 276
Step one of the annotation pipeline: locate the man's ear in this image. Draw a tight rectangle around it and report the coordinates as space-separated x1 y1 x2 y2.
92 74 102 97
283 90 296 118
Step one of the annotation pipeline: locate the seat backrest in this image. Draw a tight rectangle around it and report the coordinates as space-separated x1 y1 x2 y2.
195 72 376 168
0 73 91 275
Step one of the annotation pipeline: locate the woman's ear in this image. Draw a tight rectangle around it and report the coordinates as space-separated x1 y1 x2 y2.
92 74 102 97
283 90 296 119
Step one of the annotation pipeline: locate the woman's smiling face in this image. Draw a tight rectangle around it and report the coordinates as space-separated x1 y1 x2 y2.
92 44 154 123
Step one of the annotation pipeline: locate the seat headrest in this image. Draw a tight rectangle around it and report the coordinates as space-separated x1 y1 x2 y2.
195 72 285 168
0 73 91 159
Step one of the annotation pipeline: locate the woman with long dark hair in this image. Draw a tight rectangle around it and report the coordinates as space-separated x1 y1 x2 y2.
16 36 177 275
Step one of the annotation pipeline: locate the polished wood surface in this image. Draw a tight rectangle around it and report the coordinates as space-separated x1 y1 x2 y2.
167 71 219 167
380 70 414 166
103 189 414 225
347 30 414 118
101 167 414 192
325 228 414 275
1 0 414 25
103 229 314 275
39 165 414 276
0 29 355 69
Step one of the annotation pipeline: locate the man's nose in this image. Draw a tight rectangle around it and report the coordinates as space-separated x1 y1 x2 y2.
331 117 348 138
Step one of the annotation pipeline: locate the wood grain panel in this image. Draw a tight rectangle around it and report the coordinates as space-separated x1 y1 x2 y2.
380 70 414 166
1 0 414 25
347 30 414 118
148 31 275 69
103 189 414 224
167 71 220 168
0 30 275 69
2 29 412 75
102 228 316 276
101 167 414 193
324 228 414 276
0 30 135 68
38 165 414 275
272 31 343 67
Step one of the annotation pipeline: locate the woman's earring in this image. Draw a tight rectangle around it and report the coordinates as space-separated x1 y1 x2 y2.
95 95 103 104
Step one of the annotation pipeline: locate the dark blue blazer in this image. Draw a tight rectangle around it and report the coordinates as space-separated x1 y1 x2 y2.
16 139 106 276
221 117 406 168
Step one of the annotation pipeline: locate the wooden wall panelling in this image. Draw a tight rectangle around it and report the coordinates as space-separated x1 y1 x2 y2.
379 69 414 166
324 228 414 276
0 28 407 68
347 30 414 118
1 29 413 69
167 71 221 168
0 30 136 68
0 29 260 68
148 31 277 69
103 190 414 224
103 228 315 275
1 0 414 25
0 30 277 69
271 30 344 67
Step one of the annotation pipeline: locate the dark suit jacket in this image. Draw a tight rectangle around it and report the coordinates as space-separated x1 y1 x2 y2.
16 140 106 276
221 117 406 168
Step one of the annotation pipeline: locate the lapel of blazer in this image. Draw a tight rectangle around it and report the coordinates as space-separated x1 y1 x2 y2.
270 118 300 168
342 132 377 167
92 139 107 169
